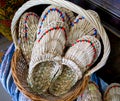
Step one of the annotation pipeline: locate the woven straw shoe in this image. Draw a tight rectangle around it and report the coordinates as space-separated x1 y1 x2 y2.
67 10 100 46
104 83 120 101
77 81 102 101
37 5 75 39
19 12 39 64
49 35 101 96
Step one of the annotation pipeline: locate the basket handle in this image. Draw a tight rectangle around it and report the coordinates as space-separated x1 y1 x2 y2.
11 0 110 76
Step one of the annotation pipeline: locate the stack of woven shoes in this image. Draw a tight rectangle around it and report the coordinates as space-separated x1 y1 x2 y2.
49 10 101 96
27 5 74 94
18 5 102 96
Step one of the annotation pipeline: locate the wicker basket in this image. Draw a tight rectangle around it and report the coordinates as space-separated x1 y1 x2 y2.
11 0 110 101
0 52 4 62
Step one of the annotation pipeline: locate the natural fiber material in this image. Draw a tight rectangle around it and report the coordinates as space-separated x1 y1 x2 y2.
60 7 75 26
87 10 100 22
77 82 102 101
49 65 79 96
38 5 68 28
67 11 100 45
27 61 62 94
37 21 68 46
65 35 101 72
37 5 72 39
49 35 101 96
28 39 61 94
19 12 39 64
11 49 29 92
11 0 110 100
28 5 72 94
104 83 120 101
12 50 90 101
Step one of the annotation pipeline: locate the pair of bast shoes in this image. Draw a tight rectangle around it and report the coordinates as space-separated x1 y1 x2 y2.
18 5 101 96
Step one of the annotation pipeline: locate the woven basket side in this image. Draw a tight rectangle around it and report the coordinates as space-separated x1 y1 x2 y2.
77 81 102 101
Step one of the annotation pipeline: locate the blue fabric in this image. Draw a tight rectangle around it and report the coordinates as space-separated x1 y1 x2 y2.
90 73 108 93
19 93 31 101
0 43 15 92
0 43 31 101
